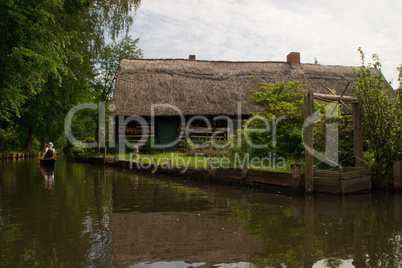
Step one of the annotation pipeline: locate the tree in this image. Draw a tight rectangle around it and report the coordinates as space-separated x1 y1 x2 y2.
95 35 143 104
353 48 402 188
245 80 306 158
0 0 71 122
0 0 142 151
90 35 142 154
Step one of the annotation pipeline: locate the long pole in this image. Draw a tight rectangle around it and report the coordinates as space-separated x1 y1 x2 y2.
304 90 314 193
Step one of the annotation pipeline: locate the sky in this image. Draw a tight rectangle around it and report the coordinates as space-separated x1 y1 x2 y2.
129 0 402 87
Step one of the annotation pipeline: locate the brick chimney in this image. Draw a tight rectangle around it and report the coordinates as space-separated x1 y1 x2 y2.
287 52 300 67
189 55 196 60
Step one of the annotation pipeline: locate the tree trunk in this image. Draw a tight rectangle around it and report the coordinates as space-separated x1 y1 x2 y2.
24 125 34 152
96 123 100 154
40 138 46 152
0 121 8 152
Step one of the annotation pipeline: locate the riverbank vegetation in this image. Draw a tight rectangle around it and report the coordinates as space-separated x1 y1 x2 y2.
353 48 402 188
80 151 295 172
0 0 142 153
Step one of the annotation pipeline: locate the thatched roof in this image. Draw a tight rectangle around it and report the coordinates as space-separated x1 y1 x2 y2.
112 58 359 116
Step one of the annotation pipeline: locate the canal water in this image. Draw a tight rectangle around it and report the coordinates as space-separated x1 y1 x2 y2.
0 157 402 267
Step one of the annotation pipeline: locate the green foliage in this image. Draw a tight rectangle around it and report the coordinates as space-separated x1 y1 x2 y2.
313 109 355 168
181 138 231 157
143 138 158 155
0 0 70 121
70 142 86 156
0 128 6 140
251 80 304 123
227 132 249 160
69 108 98 142
353 48 402 188
245 80 305 158
179 138 193 152
0 0 142 152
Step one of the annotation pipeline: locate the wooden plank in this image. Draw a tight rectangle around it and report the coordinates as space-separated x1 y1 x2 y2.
248 169 293 179
252 177 293 187
124 134 154 138
341 176 371 194
313 92 359 103
191 130 214 133
314 178 341 194
314 171 341 179
341 168 370 180
314 177 341 186
247 169 293 187
122 136 154 140
189 135 210 138
314 172 371 194
216 169 243 181
315 168 370 180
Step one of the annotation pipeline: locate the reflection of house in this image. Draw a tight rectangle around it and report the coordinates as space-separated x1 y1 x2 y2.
112 52 358 151
109 172 377 266
110 174 265 265
111 211 264 266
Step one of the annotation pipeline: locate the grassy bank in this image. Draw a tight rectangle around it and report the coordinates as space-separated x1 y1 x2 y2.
82 152 298 172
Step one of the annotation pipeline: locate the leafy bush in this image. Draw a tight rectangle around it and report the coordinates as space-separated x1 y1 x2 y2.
143 138 157 154
182 138 230 157
245 80 306 159
70 142 86 157
313 110 355 168
353 48 402 188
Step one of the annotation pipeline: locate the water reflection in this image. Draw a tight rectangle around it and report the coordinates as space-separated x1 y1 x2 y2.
0 157 402 267
110 174 402 267
39 164 55 189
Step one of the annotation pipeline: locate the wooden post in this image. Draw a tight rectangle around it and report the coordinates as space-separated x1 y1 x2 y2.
209 159 216 178
353 102 363 167
139 158 144 170
114 115 119 158
153 159 158 172
241 160 249 184
304 90 314 193
394 161 402 191
168 159 172 170
291 163 302 187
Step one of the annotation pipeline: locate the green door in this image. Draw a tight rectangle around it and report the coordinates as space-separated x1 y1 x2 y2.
157 119 178 151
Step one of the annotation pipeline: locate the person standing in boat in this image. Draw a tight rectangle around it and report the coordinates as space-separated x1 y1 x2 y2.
43 142 56 159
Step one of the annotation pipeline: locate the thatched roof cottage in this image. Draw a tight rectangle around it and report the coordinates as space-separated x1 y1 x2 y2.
112 52 358 151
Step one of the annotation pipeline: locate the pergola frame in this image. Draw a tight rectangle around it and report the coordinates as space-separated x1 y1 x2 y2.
303 90 363 193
